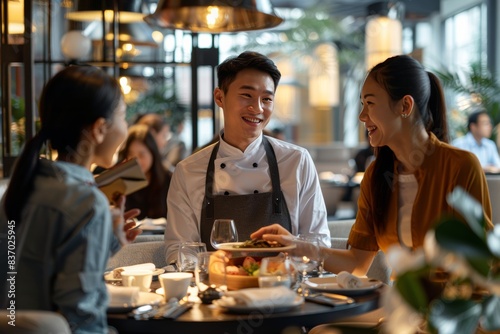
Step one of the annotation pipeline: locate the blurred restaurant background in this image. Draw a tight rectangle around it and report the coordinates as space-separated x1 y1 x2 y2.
1 0 499 219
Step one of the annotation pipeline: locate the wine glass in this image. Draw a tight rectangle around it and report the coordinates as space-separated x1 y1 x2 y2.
210 219 238 249
290 234 321 284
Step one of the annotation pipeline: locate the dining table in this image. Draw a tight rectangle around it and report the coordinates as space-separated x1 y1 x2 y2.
107 281 384 334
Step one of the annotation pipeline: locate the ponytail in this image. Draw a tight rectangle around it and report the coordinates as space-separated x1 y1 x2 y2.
427 72 449 143
4 130 47 224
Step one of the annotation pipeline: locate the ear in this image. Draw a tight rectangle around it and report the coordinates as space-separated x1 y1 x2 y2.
214 87 224 108
90 117 108 145
402 95 415 116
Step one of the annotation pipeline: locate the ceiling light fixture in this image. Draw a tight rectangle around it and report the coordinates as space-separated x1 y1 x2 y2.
365 1 403 70
144 0 283 33
66 0 145 23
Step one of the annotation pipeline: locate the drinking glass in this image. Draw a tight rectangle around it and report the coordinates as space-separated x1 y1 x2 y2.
195 251 227 304
258 253 294 288
290 234 322 283
210 219 238 249
178 242 207 273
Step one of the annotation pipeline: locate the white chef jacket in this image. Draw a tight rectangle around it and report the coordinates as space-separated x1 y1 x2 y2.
164 133 330 263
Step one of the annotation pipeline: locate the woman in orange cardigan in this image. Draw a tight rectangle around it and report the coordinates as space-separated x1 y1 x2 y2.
252 55 493 276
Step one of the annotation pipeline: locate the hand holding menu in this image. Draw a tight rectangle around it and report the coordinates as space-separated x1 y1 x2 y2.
95 158 148 203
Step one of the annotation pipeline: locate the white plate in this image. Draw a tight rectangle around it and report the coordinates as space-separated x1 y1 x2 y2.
213 295 304 313
107 292 163 313
306 277 383 296
215 242 296 252
104 268 165 282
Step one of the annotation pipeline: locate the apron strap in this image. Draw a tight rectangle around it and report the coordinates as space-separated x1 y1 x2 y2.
262 136 282 214
204 141 220 219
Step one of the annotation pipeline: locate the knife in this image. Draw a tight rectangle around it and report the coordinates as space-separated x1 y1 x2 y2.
305 293 354 306
162 302 193 319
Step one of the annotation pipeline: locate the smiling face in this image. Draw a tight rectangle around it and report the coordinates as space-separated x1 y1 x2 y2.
359 75 405 148
214 68 275 151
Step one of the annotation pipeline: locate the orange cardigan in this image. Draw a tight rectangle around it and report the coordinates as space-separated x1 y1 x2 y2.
348 133 493 253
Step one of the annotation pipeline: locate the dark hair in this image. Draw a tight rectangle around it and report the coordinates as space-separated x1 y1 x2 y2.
117 124 170 216
135 113 168 134
217 51 281 93
4 66 122 223
368 55 449 230
118 124 167 183
467 110 490 131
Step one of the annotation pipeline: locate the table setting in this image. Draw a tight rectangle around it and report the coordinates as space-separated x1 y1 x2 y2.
106 220 385 333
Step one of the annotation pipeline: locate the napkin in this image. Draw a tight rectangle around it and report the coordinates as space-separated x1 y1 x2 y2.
112 263 155 279
107 284 140 306
337 271 362 288
140 218 167 226
223 286 296 307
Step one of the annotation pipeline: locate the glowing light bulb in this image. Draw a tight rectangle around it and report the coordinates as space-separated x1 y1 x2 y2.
199 6 228 30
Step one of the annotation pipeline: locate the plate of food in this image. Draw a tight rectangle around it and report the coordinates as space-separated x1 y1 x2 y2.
305 276 383 296
216 239 296 252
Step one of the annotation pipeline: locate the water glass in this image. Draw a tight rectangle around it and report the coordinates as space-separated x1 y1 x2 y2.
258 253 294 288
178 242 207 273
195 251 227 304
210 219 238 249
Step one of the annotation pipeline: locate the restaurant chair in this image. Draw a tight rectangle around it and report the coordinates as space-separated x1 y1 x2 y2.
107 236 167 270
0 310 71 333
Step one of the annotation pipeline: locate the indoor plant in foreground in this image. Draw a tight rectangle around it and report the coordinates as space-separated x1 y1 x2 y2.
383 187 500 334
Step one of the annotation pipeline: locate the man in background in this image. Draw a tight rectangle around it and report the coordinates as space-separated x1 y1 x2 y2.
453 110 500 173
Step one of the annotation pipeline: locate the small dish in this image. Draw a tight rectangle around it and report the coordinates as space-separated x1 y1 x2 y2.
107 292 163 313
213 295 304 314
215 242 296 252
104 268 165 282
305 277 383 296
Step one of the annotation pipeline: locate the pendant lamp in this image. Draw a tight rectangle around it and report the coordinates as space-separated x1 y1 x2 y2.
7 0 24 34
144 0 283 33
66 0 145 23
365 1 403 70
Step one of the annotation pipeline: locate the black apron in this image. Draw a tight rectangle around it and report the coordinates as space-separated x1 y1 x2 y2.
200 136 292 251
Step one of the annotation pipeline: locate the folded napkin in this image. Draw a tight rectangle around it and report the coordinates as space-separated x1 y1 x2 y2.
107 284 140 306
140 218 167 226
337 271 362 288
112 263 155 279
223 286 296 307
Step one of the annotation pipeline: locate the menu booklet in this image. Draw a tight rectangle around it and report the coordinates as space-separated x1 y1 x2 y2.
95 158 148 204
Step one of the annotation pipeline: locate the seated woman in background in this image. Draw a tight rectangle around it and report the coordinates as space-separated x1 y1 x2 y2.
0 66 141 334
252 55 493 276
117 124 172 220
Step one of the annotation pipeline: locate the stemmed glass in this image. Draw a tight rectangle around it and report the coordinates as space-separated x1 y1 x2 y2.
210 219 238 249
290 234 322 284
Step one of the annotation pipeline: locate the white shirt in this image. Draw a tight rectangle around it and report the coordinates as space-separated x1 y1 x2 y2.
165 134 330 263
398 174 418 248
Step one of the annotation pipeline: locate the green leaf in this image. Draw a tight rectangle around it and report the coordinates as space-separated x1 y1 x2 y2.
435 218 492 259
465 258 492 277
446 187 485 238
428 299 482 334
481 295 500 331
395 270 430 313
487 226 500 258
